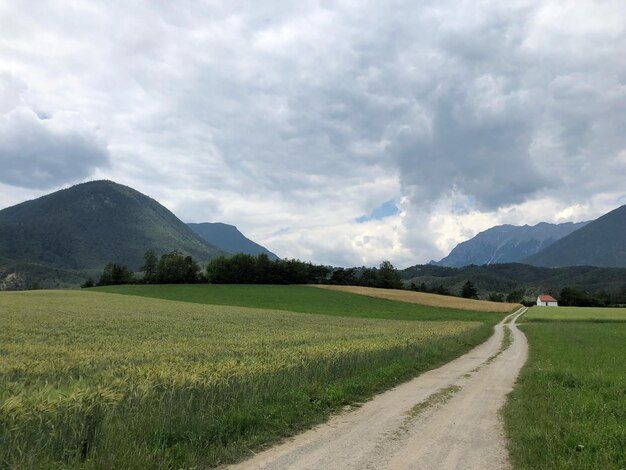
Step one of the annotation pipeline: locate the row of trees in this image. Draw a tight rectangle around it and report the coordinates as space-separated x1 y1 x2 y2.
142 250 201 284
205 254 403 288
93 252 625 307
91 251 404 288
410 280 481 299
206 254 327 284
323 261 402 289
93 250 202 286
557 287 626 307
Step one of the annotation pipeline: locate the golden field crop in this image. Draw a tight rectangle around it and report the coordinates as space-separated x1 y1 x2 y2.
0 290 488 468
313 285 521 313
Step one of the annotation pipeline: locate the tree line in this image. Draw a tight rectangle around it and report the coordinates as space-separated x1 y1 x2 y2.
84 251 625 307
88 251 403 288
83 250 203 287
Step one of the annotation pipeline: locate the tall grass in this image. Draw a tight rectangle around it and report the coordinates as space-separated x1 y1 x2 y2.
1 290 494 468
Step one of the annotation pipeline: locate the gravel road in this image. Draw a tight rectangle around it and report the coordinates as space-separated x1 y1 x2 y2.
229 308 528 470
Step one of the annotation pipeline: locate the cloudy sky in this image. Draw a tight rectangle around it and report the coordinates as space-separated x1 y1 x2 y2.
1 1 625 267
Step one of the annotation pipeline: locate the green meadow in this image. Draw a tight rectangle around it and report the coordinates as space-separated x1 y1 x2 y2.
505 307 626 469
94 284 503 322
1 288 499 468
526 305 626 322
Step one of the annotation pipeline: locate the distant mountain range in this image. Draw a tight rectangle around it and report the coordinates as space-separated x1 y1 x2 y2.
433 203 626 268
188 223 279 260
524 204 626 268
433 221 589 267
0 180 278 289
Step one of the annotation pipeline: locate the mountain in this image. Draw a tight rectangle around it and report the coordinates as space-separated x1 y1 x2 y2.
187 222 279 260
400 263 626 303
0 180 226 287
433 221 589 267
524 204 626 267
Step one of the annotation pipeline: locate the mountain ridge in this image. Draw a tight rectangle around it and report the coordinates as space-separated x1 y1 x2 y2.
187 222 279 260
434 220 589 267
524 204 626 267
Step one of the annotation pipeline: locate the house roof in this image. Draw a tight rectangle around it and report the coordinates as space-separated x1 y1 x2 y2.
538 294 557 302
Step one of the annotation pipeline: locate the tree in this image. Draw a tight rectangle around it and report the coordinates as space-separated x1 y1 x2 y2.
141 249 158 283
432 284 451 296
487 292 504 302
308 263 331 284
206 256 232 283
157 251 200 284
359 268 379 287
506 289 524 303
98 262 134 286
255 253 274 283
228 253 258 283
377 260 402 289
329 267 357 285
559 287 594 307
461 280 478 299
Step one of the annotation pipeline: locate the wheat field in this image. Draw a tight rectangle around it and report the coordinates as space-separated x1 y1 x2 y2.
313 285 520 313
0 289 491 468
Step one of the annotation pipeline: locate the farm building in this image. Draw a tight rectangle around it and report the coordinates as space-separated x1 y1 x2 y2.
537 294 558 307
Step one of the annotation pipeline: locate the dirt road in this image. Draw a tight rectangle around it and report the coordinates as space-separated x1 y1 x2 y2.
229 308 528 470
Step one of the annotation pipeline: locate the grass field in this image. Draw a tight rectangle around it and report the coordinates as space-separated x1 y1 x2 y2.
313 285 521 313
94 284 508 322
525 305 626 322
1 289 498 468
505 308 626 469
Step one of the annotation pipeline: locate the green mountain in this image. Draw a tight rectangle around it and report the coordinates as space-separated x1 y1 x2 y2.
0 180 225 288
524 204 626 267
187 222 279 260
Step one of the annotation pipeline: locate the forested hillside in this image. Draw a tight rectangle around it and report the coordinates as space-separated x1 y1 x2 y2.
0 181 225 288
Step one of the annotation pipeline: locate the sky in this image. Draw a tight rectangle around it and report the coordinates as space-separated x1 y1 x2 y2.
1 0 625 268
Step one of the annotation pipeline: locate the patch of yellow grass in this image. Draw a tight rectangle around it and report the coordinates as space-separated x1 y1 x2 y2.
312 285 521 313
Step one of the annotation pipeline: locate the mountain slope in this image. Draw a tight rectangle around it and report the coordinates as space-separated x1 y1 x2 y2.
400 263 626 301
434 221 589 267
524 204 626 267
0 181 225 277
187 223 279 260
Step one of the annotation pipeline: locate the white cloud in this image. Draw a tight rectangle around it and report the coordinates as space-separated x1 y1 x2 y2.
0 0 624 266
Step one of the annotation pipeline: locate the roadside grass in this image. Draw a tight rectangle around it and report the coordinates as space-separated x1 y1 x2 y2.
504 320 626 469
94 284 507 323
1 290 496 469
525 306 626 322
313 284 520 313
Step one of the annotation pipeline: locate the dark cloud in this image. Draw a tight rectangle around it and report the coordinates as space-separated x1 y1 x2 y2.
389 83 555 209
0 107 110 189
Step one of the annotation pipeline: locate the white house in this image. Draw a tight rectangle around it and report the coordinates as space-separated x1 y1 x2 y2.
537 294 558 307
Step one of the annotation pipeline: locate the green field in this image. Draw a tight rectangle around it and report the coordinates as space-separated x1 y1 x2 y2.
505 308 626 469
1 289 498 468
94 284 503 322
526 305 626 322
